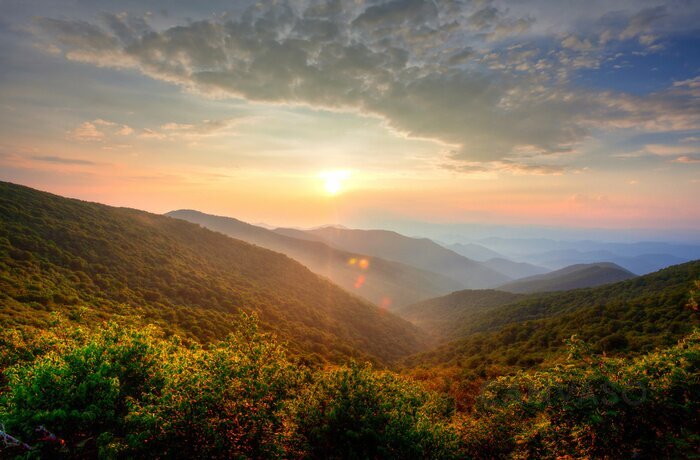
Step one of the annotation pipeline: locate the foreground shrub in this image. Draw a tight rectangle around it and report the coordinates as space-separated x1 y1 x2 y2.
127 316 299 459
0 322 164 457
456 331 700 459
286 362 460 459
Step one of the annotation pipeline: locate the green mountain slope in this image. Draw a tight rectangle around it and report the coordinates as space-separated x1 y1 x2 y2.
296 227 511 289
396 289 526 340
499 262 635 294
403 260 700 370
0 182 428 363
166 210 461 309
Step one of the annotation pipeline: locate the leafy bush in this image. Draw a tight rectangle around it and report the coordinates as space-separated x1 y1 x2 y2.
1 322 164 457
127 315 299 459
286 362 459 459
456 331 700 459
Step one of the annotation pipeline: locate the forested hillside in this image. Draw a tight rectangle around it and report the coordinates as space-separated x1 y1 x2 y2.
403 261 700 371
0 182 428 363
397 290 525 340
498 262 635 294
166 209 461 308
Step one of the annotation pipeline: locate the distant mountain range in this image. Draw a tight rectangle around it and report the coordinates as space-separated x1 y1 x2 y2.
470 237 699 274
481 257 550 279
280 226 511 289
445 242 504 261
167 210 461 309
498 262 636 294
517 249 688 275
2 180 699 388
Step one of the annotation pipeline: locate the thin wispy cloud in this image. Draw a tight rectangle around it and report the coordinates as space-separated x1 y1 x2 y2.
31 155 98 165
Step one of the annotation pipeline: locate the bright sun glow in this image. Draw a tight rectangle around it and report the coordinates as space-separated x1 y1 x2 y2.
320 170 350 196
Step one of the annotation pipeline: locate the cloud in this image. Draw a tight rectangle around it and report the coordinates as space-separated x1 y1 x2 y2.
672 155 700 164
67 119 133 141
561 35 594 52
615 142 700 161
443 159 567 176
33 1 700 171
642 144 699 157
160 119 242 137
68 117 245 144
589 80 700 133
619 6 666 41
143 118 246 142
31 155 97 165
68 120 105 141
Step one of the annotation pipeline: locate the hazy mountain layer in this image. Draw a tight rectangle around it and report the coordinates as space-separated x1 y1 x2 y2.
481 257 549 279
296 227 511 289
445 242 504 261
474 237 697 274
498 262 635 294
167 210 462 309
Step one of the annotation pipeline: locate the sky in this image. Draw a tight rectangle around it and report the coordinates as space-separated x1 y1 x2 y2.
0 0 699 239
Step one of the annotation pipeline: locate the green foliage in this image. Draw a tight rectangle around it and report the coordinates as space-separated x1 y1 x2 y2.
1 322 165 457
286 363 459 459
1 318 698 459
457 331 700 459
128 315 299 459
0 318 455 459
397 289 526 339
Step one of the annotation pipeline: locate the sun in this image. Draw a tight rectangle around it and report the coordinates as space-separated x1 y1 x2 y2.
320 170 350 196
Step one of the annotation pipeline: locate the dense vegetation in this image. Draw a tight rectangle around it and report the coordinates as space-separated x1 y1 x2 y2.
454 330 699 458
0 182 427 363
0 316 697 458
404 261 700 371
397 290 525 339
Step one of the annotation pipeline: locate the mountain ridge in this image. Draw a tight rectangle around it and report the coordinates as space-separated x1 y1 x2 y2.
498 262 636 294
293 227 512 289
166 209 462 308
